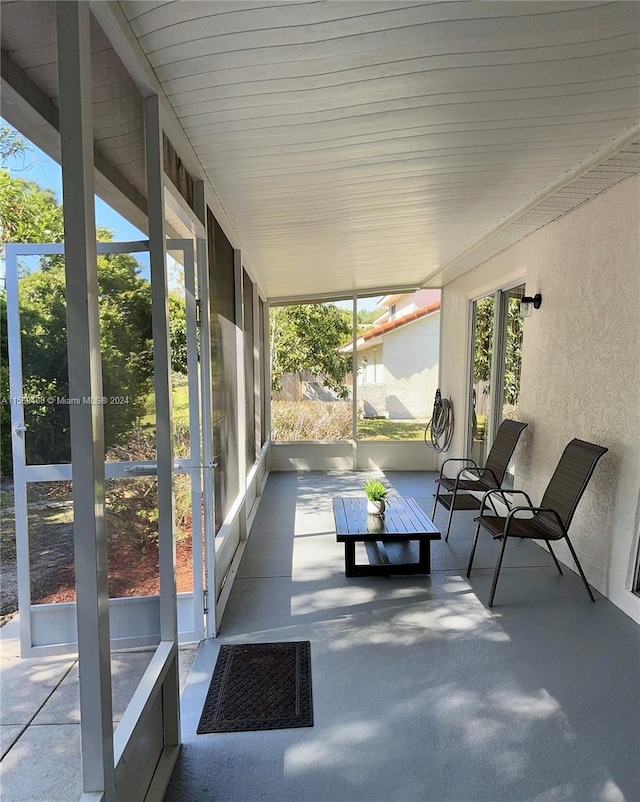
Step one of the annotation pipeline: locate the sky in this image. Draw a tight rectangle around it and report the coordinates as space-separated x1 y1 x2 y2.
1 118 145 241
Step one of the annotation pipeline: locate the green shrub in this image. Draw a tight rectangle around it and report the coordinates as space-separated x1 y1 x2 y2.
105 423 191 550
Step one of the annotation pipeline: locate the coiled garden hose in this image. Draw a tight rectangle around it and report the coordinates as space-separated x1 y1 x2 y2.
424 390 454 453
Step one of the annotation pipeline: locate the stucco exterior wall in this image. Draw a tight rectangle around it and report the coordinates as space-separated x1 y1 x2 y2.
439 176 640 622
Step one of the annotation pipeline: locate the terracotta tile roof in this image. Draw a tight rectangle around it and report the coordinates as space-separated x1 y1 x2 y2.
361 300 440 341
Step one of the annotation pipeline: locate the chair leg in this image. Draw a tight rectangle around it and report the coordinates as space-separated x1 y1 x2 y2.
444 493 456 542
488 535 508 607
546 541 563 575
431 485 440 519
466 523 481 577
564 535 595 603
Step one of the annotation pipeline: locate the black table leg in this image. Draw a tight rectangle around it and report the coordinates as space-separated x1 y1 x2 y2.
344 541 356 577
418 539 431 573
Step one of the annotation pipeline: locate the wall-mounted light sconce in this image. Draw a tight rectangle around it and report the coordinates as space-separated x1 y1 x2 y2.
520 293 542 318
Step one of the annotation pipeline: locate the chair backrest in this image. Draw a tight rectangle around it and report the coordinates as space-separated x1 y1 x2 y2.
484 419 529 485
535 438 608 533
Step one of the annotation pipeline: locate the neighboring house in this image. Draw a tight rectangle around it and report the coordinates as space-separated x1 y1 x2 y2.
343 290 441 420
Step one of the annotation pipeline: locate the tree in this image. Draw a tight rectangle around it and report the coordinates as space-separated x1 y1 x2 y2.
473 296 523 405
168 291 188 376
473 297 494 386
16 251 154 464
0 125 27 167
503 297 523 405
270 303 352 398
0 292 10 476
0 171 64 244
0 166 155 471
357 307 380 326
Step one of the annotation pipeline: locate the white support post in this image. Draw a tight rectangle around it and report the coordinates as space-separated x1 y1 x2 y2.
264 301 272 444
197 233 217 638
234 250 247 538
144 95 180 744
56 4 115 798
253 282 261 480
352 294 358 449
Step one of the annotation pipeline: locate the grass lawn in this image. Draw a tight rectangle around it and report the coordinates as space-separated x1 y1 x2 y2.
358 418 429 441
141 384 190 428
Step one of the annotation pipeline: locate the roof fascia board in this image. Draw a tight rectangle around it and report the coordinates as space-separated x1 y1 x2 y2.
422 121 640 288
269 283 419 306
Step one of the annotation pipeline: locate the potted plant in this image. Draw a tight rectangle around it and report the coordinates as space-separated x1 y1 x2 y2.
362 478 390 516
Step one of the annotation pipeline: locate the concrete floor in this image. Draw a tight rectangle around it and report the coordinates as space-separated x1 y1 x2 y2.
0 619 197 801
1 470 638 801
166 470 640 802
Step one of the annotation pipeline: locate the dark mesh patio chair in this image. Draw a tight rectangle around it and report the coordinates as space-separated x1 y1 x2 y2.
467 438 608 607
431 419 528 541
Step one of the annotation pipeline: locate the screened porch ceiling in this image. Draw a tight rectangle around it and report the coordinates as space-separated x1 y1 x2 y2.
1 0 639 300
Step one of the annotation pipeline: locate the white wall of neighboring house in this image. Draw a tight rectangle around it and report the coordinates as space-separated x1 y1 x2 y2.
376 289 441 322
357 310 440 420
439 175 640 623
358 345 384 385
382 313 440 419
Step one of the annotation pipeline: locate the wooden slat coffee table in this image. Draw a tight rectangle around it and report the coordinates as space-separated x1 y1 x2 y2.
333 496 441 577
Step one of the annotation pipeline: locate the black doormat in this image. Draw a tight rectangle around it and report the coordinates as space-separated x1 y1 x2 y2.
197 641 313 734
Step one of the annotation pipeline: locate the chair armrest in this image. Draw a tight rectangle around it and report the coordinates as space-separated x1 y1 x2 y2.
456 466 500 486
478 488 533 517
499 505 566 539
439 457 478 479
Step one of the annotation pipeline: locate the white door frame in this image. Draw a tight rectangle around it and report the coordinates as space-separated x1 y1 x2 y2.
5 239 206 655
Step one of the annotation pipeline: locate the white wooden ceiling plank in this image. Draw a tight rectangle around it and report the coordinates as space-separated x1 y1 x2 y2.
0 2 56 48
169 70 639 118
225 184 537 211
180 94 639 130
159 30 640 96
229 201 508 226
15 46 58 73
166 44 640 108
239 220 515 242
209 176 558 202
120 1 176 25
261 214 519 234
121 1 323 36
136 2 428 54
178 91 638 128
208 149 587 181
91 104 143 129
147 3 638 79
145 2 633 70
247 243 435 261
232 209 513 228
187 115 618 152
201 133 607 165
95 131 145 154
226 188 563 215
202 154 623 186
198 127 615 163
185 110 636 145
209 171 609 200
206 139 599 172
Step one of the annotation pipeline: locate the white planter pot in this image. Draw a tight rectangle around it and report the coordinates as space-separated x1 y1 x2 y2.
367 498 386 516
